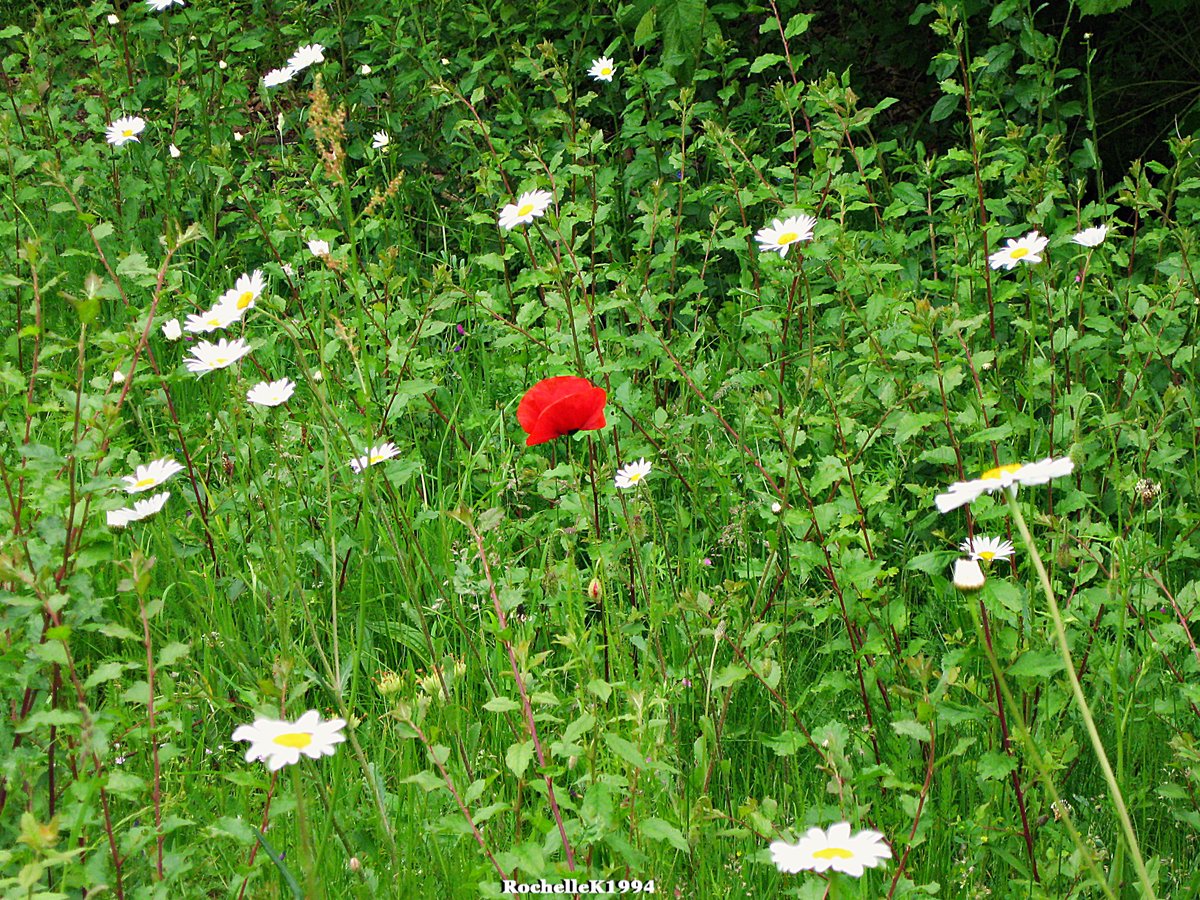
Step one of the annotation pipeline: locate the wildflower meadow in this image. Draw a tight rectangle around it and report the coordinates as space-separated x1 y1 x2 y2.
4 0 1200 897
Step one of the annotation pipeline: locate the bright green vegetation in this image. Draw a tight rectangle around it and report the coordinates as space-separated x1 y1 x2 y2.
3 1 1200 897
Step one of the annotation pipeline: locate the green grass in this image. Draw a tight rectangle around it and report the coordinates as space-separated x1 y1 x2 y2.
3 1 1200 898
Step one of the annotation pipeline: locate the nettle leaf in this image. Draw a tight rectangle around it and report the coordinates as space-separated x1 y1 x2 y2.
976 750 1018 782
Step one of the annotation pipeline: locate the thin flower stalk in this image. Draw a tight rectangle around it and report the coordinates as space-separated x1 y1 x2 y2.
1006 492 1154 898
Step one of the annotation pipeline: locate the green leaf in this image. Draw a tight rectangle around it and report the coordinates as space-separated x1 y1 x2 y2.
604 733 647 769
640 817 690 853
976 750 1017 781
749 53 786 74
1007 650 1066 678
506 740 534 777
483 696 521 713
930 94 960 123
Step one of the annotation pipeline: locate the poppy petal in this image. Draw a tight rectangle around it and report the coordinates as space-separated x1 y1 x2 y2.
517 376 597 435
532 387 607 445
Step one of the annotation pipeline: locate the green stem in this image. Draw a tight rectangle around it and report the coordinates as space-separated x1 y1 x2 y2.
1006 491 1155 898
966 588 1116 899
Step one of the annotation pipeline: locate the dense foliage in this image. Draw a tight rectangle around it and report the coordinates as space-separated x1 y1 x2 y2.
2 0 1200 897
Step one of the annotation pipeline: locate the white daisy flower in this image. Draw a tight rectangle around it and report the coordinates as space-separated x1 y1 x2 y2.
145 0 185 10
112 369 126 384
988 231 1049 270
959 535 1015 562
588 56 616 82
184 302 243 334
108 492 170 528
952 558 986 591
224 269 265 312
161 318 183 341
359 63 372 75
1071 225 1108 248
263 67 295 88
218 60 228 70
168 143 181 158
349 442 400 474
307 239 331 257
184 338 253 375
371 130 390 150
105 116 146 147
287 44 325 72
755 214 817 258
497 190 554 231
232 710 346 772
122 457 185 493
935 456 1075 513
233 131 244 142
614 458 652 489
770 822 892 877
107 14 120 24
246 378 296 407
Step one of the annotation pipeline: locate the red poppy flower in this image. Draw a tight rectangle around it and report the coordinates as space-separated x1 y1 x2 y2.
517 376 607 446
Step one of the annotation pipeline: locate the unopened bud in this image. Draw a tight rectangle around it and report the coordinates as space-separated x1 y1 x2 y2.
953 558 985 592
587 578 602 601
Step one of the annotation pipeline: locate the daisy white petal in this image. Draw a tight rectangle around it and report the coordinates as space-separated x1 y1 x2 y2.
614 458 652 489
246 378 296 407
588 56 616 82
185 302 243 335
770 822 891 877
1071 225 1108 248
935 456 1074 512
122 457 185 494
287 44 325 72
145 0 185 11
105 116 146 147
232 710 346 772
755 214 817 258
348 442 400 474
184 338 253 375
960 535 1015 562
226 269 265 312
371 130 390 150
497 190 554 231
263 67 295 88
307 239 331 257
988 230 1049 270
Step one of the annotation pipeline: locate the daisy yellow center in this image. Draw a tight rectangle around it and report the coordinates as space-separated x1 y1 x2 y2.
812 846 854 860
122 128 134 137
237 290 254 309
213 356 228 365
1009 247 1029 259
517 203 534 217
369 453 385 463
979 551 996 561
600 67 611 75
134 477 157 488
272 732 313 749
981 463 1023 480
207 315 222 325
627 473 643 483
777 231 799 245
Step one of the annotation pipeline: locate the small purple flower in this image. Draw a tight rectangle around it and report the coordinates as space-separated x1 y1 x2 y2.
701 557 712 567
456 324 466 335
